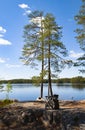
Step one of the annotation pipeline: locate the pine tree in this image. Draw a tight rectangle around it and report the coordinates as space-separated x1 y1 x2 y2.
43 13 67 96
21 11 45 98
21 11 68 98
74 0 85 72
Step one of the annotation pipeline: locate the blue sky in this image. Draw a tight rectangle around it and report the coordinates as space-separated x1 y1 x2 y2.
0 0 85 80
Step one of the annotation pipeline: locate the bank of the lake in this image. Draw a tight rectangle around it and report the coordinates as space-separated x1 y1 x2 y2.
0 100 85 130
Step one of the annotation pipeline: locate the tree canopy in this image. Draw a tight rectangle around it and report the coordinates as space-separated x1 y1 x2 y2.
74 0 85 73
21 10 72 97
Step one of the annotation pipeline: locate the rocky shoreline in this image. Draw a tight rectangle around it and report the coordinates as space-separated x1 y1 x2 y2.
0 100 85 130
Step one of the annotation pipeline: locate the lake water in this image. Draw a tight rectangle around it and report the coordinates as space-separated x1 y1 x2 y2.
0 83 85 101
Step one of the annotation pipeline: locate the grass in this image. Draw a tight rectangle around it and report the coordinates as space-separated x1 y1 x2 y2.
0 99 13 107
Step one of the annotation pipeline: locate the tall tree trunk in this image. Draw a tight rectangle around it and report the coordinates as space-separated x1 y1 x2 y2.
48 42 53 97
40 19 44 98
40 54 44 98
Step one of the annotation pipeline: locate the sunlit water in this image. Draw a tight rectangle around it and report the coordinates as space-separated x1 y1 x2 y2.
0 83 85 101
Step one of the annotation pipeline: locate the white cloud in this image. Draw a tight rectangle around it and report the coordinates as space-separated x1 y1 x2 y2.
19 3 31 15
6 64 21 68
18 3 30 9
69 50 84 58
0 58 5 63
0 26 6 34
0 26 12 45
0 38 12 45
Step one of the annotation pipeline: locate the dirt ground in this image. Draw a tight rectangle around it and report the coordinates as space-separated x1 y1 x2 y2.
0 100 85 130
9 99 85 109
59 100 85 109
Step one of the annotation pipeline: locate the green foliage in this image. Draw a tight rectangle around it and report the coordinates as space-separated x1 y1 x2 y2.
5 83 12 100
32 70 48 86
0 99 13 107
0 79 33 84
42 13 70 96
20 10 73 97
74 0 85 72
71 76 85 83
57 78 70 83
20 10 44 67
0 77 85 84
74 0 85 50
20 10 46 97
6 83 12 92
32 76 41 86
71 78 85 89
21 10 68 76
43 13 68 74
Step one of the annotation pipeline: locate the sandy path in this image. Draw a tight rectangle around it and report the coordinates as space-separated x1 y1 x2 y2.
10 100 85 109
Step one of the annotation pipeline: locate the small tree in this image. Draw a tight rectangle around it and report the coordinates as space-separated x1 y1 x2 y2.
5 83 12 100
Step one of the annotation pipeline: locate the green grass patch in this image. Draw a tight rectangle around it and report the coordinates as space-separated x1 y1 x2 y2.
0 99 13 107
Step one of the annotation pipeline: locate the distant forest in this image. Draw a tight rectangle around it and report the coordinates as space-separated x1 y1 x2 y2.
0 76 85 84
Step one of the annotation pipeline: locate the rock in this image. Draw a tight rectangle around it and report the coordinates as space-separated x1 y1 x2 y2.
0 101 85 130
36 97 45 101
18 110 36 124
0 120 6 128
53 110 62 124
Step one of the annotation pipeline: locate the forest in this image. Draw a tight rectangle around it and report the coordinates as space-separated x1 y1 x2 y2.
0 76 85 84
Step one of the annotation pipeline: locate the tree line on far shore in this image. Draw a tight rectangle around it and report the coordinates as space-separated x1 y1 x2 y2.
0 76 85 84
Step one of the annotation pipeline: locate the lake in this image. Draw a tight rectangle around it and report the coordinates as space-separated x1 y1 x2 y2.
0 83 85 101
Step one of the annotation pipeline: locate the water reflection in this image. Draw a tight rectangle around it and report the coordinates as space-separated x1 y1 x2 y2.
57 83 85 90
0 83 85 101
57 83 71 87
71 83 85 90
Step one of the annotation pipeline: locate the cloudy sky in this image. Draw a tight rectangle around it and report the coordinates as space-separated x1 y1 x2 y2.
0 0 84 80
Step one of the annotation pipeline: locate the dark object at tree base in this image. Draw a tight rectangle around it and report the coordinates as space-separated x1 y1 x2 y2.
45 94 59 110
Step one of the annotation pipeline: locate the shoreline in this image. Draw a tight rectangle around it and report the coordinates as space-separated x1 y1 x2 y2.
0 100 85 130
0 99 85 108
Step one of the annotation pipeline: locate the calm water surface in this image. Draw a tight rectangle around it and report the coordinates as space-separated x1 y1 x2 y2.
0 83 85 101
